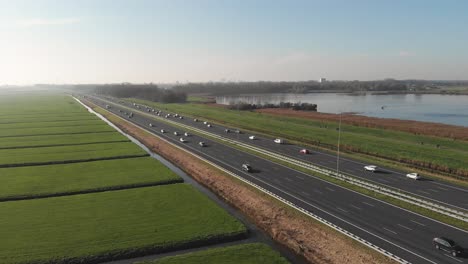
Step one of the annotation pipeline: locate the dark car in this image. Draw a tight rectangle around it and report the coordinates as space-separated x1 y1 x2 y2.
433 237 463 257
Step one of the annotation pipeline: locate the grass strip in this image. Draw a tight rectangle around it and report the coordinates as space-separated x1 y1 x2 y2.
0 185 247 264
0 124 115 137
0 141 148 167
0 132 128 149
137 243 289 264
0 157 182 201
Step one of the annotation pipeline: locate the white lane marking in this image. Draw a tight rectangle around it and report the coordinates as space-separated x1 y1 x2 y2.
295 175 305 180
301 191 310 196
417 190 431 195
285 178 292 182
377 178 391 183
427 189 439 193
397 224 413 231
325 187 335 192
444 254 463 263
362 201 375 207
313 189 323 195
383 227 398 235
350 204 362 210
410 220 426 227
432 182 468 193
436 186 449 191
336 207 348 213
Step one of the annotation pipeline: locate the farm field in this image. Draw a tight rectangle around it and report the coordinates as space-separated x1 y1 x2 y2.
0 119 105 130
137 243 289 264
0 157 181 200
0 185 247 264
0 93 287 264
0 132 128 149
128 99 468 178
0 124 115 137
0 141 148 167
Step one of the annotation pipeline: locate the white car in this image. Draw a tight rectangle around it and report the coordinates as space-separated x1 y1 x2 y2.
173 131 179 136
194 118 198 122
249 135 256 140
203 121 208 125
198 141 206 147
364 165 378 172
274 138 284 144
179 137 187 143
149 123 154 127
179 116 183 119
207 124 212 128
160 129 166 133
406 172 421 180
184 132 190 137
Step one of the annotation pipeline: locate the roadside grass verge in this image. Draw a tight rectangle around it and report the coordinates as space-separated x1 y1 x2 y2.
0 132 128 149
137 243 289 264
0 141 148 167
127 99 468 178
0 116 99 124
0 124 115 137
0 157 182 201
0 184 247 264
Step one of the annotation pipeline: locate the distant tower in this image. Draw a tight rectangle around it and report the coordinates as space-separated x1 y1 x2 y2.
319 78 327 83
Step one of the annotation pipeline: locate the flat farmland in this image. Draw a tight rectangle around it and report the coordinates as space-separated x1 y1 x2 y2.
0 124 115 137
0 132 128 149
0 94 88 114
138 243 288 264
0 184 247 264
0 157 182 200
0 141 148 167
0 119 105 130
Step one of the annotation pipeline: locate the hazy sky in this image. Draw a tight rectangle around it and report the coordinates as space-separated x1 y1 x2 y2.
1 0 467 84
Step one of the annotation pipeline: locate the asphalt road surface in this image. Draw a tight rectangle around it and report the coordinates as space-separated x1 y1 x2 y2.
85 95 468 264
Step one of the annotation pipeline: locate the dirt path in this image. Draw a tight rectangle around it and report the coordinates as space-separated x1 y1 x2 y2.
88 102 396 264
256 108 468 141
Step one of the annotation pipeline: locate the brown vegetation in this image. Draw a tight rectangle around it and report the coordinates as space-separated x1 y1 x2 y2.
87 100 396 264
256 108 468 141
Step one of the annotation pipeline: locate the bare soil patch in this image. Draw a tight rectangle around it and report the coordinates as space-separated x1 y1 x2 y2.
87 101 396 264
256 108 468 141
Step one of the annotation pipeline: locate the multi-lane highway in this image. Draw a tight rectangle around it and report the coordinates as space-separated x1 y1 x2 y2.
114 97 468 212
84 95 468 264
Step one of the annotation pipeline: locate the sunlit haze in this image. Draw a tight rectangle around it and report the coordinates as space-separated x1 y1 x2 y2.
1 0 467 85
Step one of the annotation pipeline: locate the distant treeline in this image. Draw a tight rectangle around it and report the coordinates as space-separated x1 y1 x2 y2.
172 79 468 95
228 102 317 111
73 84 187 103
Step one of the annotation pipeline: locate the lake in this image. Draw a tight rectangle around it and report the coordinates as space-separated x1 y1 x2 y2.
216 93 468 127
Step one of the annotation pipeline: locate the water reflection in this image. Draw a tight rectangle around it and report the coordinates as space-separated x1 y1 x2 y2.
216 93 468 127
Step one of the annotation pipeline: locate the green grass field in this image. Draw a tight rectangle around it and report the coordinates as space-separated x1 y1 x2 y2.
0 119 105 130
0 141 148 167
0 93 88 114
128 99 468 175
0 185 247 264
0 132 128 149
0 124 115 137
138 243 289 264
0 157 181 200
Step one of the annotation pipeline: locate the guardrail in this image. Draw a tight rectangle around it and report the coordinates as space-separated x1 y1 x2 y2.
80 97 411 264
93 96 468 222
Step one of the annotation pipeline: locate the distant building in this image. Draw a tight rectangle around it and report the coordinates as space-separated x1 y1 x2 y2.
319 78 327 83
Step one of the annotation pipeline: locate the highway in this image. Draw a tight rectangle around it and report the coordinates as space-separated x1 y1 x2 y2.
85 95 468 264
116 97 468 213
